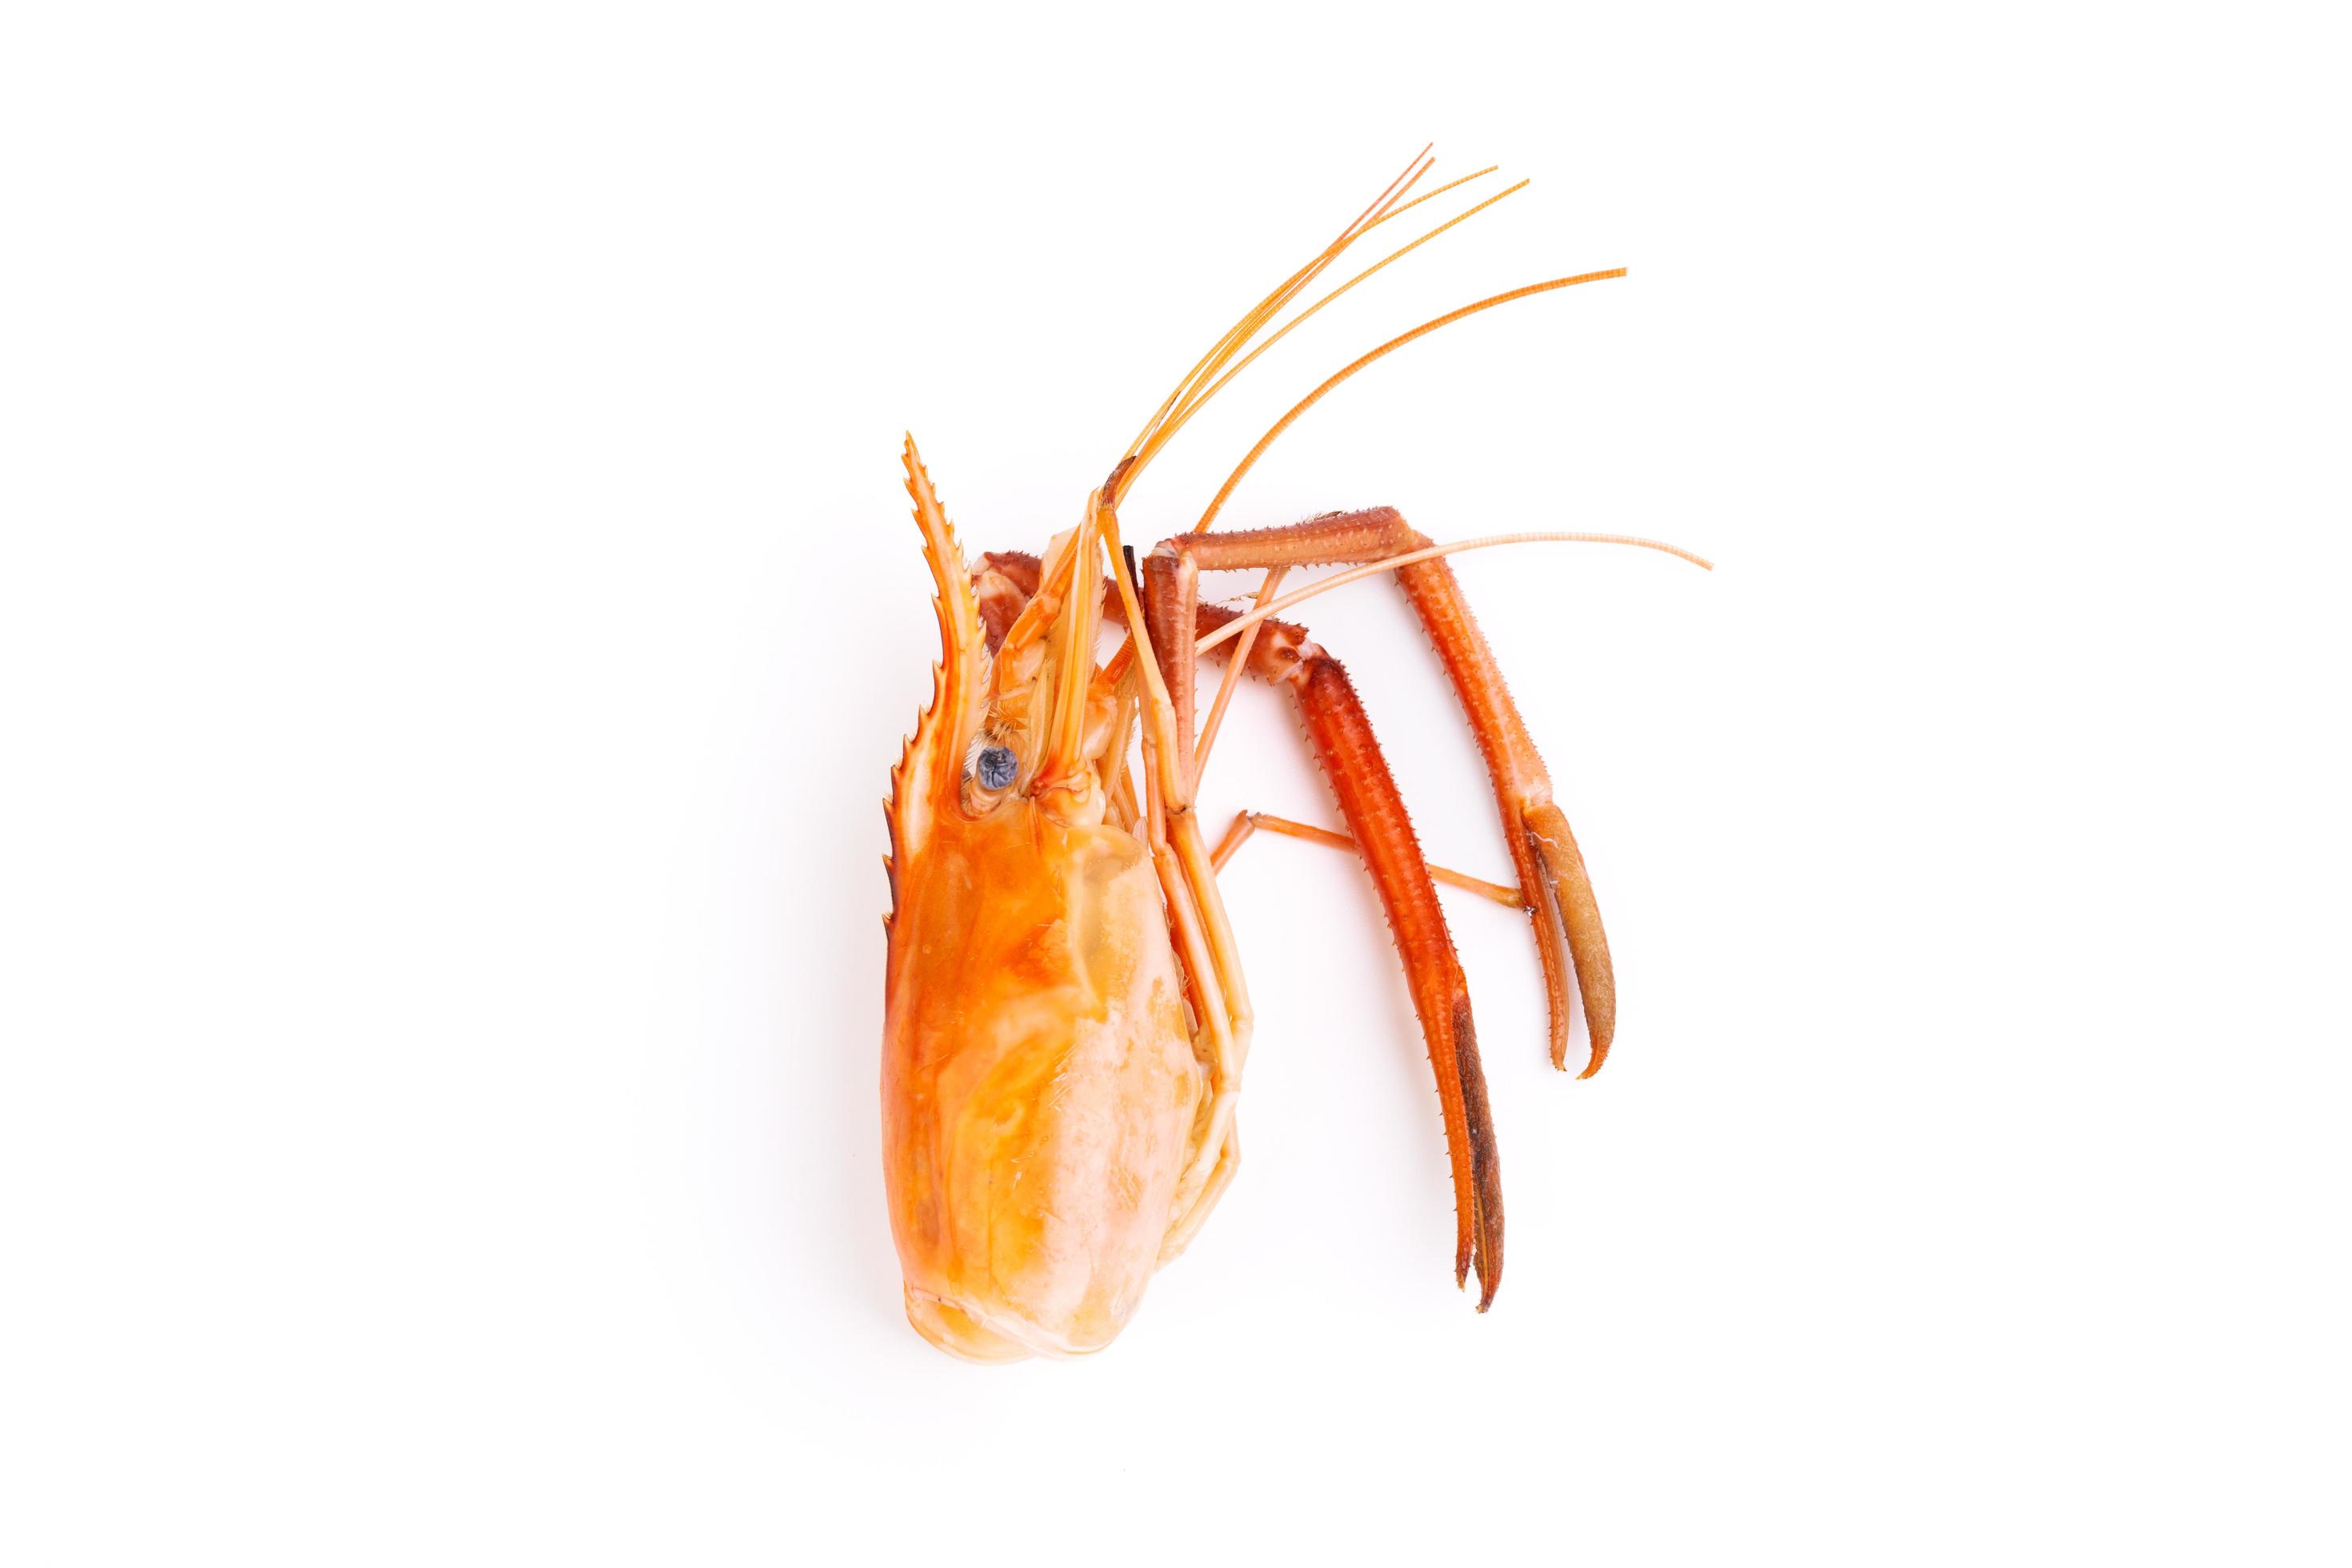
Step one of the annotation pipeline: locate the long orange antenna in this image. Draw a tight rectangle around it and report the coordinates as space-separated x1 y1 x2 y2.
1363 163 1499 229
1193 270 1627 534
1119 147 1430 470
1145 167 1512 447
1162 178 1530 436
1112 147 1498 508
1119 162 1543 502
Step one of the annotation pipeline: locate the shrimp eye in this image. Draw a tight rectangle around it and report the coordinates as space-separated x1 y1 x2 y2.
975 745 1018 791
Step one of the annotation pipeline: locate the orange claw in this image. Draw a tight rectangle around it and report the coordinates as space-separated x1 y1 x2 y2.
1391 542 1616 1076
1288 653 1504 1306
1525 802 1616 1076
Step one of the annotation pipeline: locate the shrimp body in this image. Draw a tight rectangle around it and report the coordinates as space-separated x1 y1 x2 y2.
878 150 1706 1359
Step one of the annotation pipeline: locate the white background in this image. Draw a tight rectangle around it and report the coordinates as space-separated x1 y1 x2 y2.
5 2 2347 1562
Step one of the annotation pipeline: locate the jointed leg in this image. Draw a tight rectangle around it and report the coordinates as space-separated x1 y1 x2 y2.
1212 811 1526 909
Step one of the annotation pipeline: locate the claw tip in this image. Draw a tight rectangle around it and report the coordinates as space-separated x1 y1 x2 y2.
1579 1027 1614 1079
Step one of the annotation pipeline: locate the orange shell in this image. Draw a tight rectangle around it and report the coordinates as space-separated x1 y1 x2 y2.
882 801 1203 1361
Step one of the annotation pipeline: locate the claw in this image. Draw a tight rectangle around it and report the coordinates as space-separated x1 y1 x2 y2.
1383 541 1621 1079
1454 996 1504 1309
1525 800 1616 1076
1281 650 1502 1302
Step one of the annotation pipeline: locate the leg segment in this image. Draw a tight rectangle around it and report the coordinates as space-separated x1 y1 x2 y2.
1212 811 1526 909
